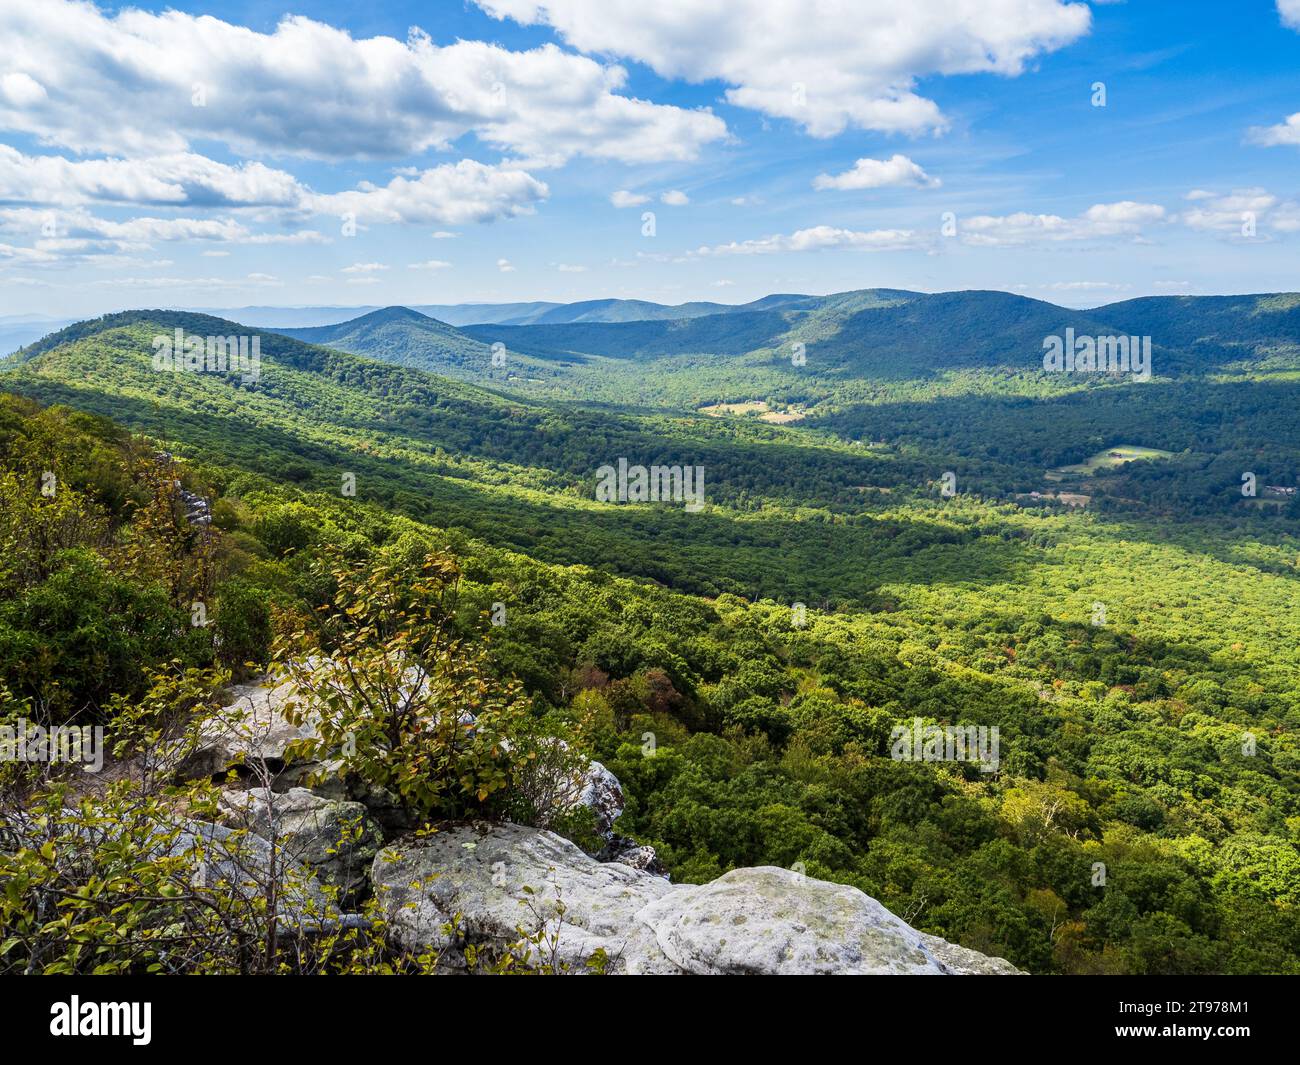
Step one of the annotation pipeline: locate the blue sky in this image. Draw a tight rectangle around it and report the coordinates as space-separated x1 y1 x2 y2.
3 0 1300 317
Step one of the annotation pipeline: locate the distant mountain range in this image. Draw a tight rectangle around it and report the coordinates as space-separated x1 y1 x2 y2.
259 289 1300 389
0 291 846 351
9 290 1300 394
259 292 828 328
11 289 1300 363
0 317 74 356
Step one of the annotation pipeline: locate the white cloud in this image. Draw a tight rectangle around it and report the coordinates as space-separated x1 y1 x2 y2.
1271 204 1300 232
1179 188 1296 235
342 262 389 273
0 146 303 208
309 161 548 225
557 263 587 272
431 231 458 239
813 153 939 190
478 0 1090 136
611 190 649 208
497 258 516 272
1280 2 1300 30
409 259 453 269
1247 112 1300 147
1081 201 1167 227
0 206 326 257
1 72 47 107
660 189 690 206
0 242 60 266
960 201 1165 245
0 2 725 165
0 147 546 252
698 224 921 255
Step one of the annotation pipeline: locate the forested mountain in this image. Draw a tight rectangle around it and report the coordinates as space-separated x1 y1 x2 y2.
181 293 829 330
274 306 498 374
498 292 830 325
463 288 1300 378
3 296 1299 975
280 291 1300 517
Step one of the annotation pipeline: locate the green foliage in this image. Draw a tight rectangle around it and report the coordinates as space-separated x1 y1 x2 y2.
278 547 570 822
214 580 273 675
0 777 411 975
2 293 1299 976
0 548 200 722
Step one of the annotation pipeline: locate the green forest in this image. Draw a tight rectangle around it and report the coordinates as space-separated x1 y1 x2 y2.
2 291 1298 974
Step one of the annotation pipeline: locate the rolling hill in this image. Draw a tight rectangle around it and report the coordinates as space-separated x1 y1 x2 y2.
273 305 581 384
274 306 495 371
4 297 1300 976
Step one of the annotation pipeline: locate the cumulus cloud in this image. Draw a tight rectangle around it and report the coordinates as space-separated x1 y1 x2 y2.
0 145 549 251
697 224 921 255
1247 112 1300 147
611 190 649 207
0 205 325 255
409 259 452 269
1180 188 1296 235
477 0 1090 136
960 201 1165 245
660 189 690 205
0 2 725 165
1280 1 1300 30
813 154 939 190
0 72 48 107
0 146 303 208
308 161 548 226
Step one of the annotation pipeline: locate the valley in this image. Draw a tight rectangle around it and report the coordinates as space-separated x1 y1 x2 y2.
3 288 1299 974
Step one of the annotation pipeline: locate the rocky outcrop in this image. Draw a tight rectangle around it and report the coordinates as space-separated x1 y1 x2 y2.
171 677 1021 973
598 835 667 875
174 677 320 780
218 787 382 905
638 866 949 974
160 818 331 920
371 821 1022 975
372 820 680 973
177 674 662 866
915 931 1024 976
572 760 624 837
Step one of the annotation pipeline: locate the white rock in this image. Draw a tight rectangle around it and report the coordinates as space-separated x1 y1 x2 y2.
176 677 319 779
637 866 946 974
372 822 1023 975
573 759 624 836
371 821 680 973
218 787 382 904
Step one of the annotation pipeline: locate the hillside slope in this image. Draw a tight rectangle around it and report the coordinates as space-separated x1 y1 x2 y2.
3 305 1300 975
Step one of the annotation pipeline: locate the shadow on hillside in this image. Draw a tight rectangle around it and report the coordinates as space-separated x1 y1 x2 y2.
3 377 1025 603
812 376 1300 577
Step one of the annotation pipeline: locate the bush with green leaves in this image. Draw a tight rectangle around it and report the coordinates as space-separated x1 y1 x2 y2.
279 547 586 824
